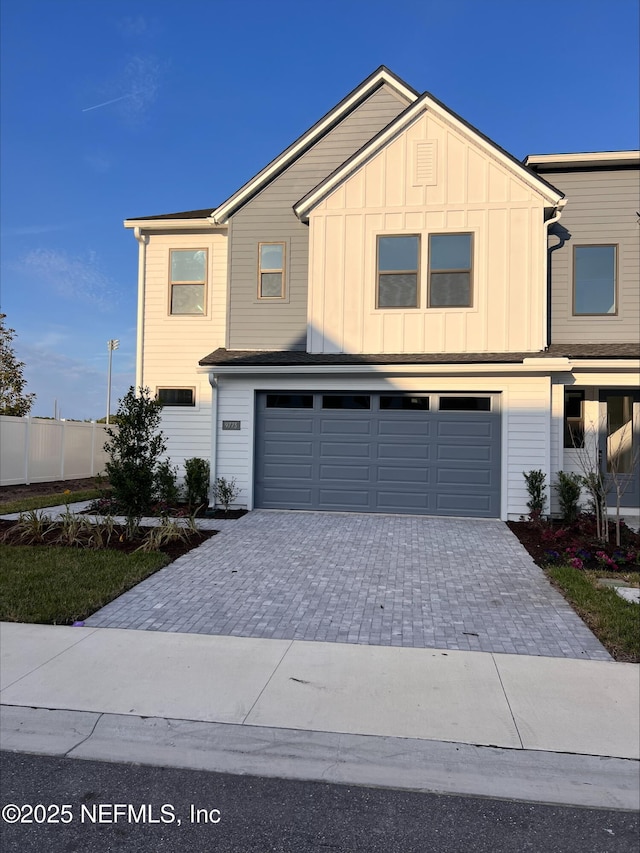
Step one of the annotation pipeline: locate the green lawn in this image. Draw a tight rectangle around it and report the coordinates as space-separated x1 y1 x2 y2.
545 566 640 662
0 489 105 515
0 544 168 625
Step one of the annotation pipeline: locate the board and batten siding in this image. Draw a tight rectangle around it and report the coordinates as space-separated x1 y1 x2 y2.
549 168 640 344
306 110 549 355
227 85 410 351
212 373 552 520
141 229 227 471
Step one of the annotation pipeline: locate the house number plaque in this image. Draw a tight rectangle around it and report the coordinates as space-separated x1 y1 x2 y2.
222 420 241 430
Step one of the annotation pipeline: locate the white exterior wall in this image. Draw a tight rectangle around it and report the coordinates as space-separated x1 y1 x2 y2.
306 110 548 355
140 229 227 474
210 371 553 520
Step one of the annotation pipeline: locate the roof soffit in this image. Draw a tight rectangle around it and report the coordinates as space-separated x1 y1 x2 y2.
211 67 418 224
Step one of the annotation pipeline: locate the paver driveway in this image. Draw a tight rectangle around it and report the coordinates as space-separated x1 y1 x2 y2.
85 511 611 660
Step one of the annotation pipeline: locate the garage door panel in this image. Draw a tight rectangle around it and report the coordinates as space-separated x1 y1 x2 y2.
377 465 429 483
437 467 492 485
319 489 370 509
320 442 371 458
319 464 370 481
255 392 500 517
320 419 372 435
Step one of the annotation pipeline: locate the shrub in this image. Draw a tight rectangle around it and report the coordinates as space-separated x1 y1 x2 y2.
523 470 547 518
154 459 180 507
104 387 167 516
184 458 210 510
213 476 240 515
554 471 582 524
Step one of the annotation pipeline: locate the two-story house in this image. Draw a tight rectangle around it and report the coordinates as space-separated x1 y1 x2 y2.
124 67 640 521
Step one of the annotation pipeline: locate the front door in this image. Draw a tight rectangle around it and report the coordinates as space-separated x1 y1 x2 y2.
599 391 640 508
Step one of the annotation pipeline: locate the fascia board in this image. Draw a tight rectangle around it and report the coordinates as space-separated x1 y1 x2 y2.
295 96 564 220
199 361 572 376
123 219 226 231
565 359 640 371
211 68 418 224
525 151 639 168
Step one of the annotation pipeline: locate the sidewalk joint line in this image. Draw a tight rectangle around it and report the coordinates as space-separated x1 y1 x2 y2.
0 627 101 692
490 654 524 750
240 639 295 724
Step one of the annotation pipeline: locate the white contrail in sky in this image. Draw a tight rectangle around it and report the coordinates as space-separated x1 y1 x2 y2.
82 93 134 112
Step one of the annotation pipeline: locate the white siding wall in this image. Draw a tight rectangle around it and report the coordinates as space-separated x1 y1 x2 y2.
140 229 227 475
212 372 552 520
306 110 548 355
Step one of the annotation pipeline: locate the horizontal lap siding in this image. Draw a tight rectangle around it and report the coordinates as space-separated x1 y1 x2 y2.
141 230 227 475
228 86 410 351
549 169 640 343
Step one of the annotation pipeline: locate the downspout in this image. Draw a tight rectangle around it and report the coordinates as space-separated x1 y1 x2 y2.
133 227 149 390
543 200 566 349
208 373 219 502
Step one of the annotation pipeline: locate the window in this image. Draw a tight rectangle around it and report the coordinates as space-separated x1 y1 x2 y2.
322 395 371 409
428 233 472 307
573 245 616 315
258 243 285 298
157 388 195 407
377 235 419 308
169 250 206 314
439 396 490 411
266 394 313 408
564 390 584 448
380 395 430 410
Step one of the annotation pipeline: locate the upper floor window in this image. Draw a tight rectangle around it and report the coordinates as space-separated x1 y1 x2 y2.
157 387 195 407
170 249 207 314
428 233 473 307
377 235 419 308
573 245 617 315
258 243 285 298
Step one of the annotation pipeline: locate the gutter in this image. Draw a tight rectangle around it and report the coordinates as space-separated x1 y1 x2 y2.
543 200 566 349
133 227 149 389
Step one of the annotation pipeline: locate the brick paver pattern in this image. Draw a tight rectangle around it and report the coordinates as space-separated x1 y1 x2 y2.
84 510 611 660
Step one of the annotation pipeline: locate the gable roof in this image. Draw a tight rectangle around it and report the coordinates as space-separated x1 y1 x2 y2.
294 90 564 221
524 151 639 171
210 66 418 224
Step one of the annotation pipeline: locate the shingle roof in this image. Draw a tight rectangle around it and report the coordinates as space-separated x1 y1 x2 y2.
126 208 216 221
199 344 639 367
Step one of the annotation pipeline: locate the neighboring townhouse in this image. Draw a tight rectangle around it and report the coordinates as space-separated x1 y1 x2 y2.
124 67 640 521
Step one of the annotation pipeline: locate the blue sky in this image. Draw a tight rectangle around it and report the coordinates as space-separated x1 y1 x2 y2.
1 0 638 420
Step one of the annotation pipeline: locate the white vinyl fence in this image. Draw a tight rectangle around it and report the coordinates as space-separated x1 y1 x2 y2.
0 416 111 486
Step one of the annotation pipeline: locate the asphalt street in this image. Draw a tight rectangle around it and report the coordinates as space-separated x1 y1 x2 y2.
1 752 638 853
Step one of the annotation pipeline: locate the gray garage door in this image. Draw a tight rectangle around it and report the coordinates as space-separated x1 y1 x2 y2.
255 392 501 517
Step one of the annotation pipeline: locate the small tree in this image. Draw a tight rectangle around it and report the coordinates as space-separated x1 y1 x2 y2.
0 314 36 416
104 386 167 516
213 476 240 516
184 458 210 510
523 469 547 519
554 471 582 524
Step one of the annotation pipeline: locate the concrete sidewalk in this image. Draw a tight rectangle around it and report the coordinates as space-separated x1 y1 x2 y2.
1 622 638 810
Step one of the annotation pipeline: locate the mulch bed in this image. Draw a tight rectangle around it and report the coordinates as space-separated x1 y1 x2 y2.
0 477 105 502
0 519 216 561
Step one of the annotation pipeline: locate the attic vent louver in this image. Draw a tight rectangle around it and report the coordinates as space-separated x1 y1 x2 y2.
414 140 437 186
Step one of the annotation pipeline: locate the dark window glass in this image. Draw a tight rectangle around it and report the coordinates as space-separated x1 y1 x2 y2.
322 395 371 409
377 235 419 308
157 388 195 407
266 394 313 408
564 390 585 448
380 395 430 410
429 234 472 307
439 397 490 411
574 246 616 315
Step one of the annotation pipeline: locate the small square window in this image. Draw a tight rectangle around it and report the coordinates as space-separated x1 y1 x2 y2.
573 246 616 315
170 249 206 315
377 235 419 308
157 388 195 407
259 243 285 298
429 233 472 307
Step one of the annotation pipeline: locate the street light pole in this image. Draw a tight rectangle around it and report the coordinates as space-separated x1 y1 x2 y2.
106 339 120 424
